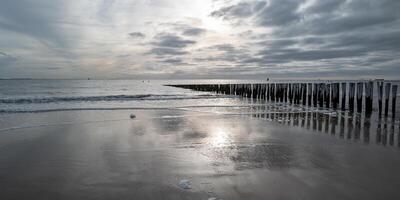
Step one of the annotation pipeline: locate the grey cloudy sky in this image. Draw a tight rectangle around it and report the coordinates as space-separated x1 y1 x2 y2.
0 0 399 79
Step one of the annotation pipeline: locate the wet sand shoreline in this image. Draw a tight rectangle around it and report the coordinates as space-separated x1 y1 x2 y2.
0 109 400 199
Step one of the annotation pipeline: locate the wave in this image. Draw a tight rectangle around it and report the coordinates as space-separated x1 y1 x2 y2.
0 94 231 104
0 104 267 113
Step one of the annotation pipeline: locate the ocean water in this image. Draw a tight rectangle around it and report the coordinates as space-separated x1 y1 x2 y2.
0 80 252 113
1 79 399 116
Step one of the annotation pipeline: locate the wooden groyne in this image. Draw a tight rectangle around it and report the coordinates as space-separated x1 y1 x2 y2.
167 80 399 118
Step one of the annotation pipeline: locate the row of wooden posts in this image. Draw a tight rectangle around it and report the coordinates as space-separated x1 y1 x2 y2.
167 81 398 118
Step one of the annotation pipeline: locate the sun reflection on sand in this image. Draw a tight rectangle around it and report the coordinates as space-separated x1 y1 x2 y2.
210 127 231 147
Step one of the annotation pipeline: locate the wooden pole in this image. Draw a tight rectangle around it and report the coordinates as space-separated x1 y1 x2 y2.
325 84 331 108
392 85 398 118
313 83 318 107
308 83 312 106
341 83 346 110
332 83 339 109
349 83 355 112
385 83 391 117
378 82 383 116
288 83 293 104
365 81 373 116
357 82 363 113
318 83 324 107
302 83 307 106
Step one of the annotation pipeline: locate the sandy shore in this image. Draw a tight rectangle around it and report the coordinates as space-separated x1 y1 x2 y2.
0 109 400 199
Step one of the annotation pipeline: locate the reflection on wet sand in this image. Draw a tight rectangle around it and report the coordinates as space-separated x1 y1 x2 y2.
1 107 400 199
242 101 400 148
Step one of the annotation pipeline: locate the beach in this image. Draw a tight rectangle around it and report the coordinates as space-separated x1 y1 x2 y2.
1 80 400 199
1 107 400 200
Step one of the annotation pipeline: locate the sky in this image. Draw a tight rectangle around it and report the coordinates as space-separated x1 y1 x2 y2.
0 0 399 79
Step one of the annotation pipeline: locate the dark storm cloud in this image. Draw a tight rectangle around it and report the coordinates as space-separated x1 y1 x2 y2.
210 0 400 76
0 0 68 46
128 32 145 38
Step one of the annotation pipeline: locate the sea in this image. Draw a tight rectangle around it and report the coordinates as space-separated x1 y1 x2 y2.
0 79 254 113
1 79 399 113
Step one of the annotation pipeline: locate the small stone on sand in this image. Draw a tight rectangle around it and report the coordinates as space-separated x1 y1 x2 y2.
178 179 191 189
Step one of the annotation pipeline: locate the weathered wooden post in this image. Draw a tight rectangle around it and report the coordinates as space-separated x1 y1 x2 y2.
271 83 276 101
299 83 303 105
292 84 296 104
385 83 391 117
392 85 398 118
318 83 324 107
288 83 293 104
296 83 301 104
349 83 355 112
357 82 363 113
325 84 331 108
276 84 279 101
261 84 266 99
341 83 346 110
332 83 339 109
302 83 307 106
254 84 258 99
365 81 373 116
378 82 383 116
308 83 312 106
284 84 288 103
313 83 318 107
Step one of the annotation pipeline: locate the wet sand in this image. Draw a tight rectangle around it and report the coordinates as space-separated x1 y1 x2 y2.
1 109 400 200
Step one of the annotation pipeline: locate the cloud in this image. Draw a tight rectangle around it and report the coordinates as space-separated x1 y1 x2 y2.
1 0 400 79
211 1 266 19
182 27 206 36
158 21 207 37
147 47 189 56
0 0 69 46
195 43 251 63
128 32 145 38
161 58 189 66
147 33 196 58
208 0 400 77
151 33 196 48
0 51 18 66
256 0 304 26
